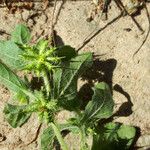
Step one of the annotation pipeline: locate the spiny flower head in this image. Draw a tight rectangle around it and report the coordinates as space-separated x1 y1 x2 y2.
20 39 62 75
24 91 58 123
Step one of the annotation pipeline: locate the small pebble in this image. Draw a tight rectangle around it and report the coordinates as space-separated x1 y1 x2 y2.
22 10 30 21
123 28 132 32
28 19 34 27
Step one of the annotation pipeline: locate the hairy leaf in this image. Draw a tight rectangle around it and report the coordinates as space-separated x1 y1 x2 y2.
11 24 31 44
52 53 93 110
36 39 49 54
41 126 55 150
0 62 34 101
3 103 31 128
56 45 77 61
0 40 25 70
92 122 136 150
81 82 114 125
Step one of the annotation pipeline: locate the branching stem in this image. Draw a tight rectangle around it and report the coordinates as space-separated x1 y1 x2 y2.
50 122 69 150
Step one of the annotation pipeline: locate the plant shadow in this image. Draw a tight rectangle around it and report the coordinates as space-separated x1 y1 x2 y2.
130 126 141 150
53 30 65 47
79 58 117 109
78 56 141 149
81 58 117 89
113 84 133 117
79 57 133 118
30 76 43 91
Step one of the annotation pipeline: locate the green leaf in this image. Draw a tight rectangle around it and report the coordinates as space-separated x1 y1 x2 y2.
11 24 31 44
3 103 31 128
0 40 25 70
41 123 79 150
92 122 136 150
81 82 114 125
56 45 77 61
59 123 80 134
0 62 27 92
117 125 136 147
0 62 34 101
36 39 49 54
52 53 93 110
41 126 55 150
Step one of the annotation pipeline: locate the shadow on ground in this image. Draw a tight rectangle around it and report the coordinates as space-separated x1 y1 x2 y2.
78 56 141 149
79 57 133 117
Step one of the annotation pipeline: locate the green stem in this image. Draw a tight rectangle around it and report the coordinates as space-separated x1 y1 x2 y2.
80 126 88 150
50 123 69 150
42 71 50 97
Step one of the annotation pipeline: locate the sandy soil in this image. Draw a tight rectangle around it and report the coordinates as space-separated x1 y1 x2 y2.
0 0 150 149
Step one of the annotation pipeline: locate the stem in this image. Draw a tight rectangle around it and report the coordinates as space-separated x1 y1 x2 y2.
42 71 50 97
50 123 68 150
80 126 88 150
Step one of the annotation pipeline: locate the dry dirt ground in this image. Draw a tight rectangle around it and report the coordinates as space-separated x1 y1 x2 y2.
0 0 150 150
